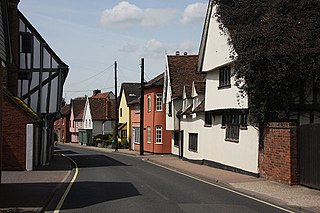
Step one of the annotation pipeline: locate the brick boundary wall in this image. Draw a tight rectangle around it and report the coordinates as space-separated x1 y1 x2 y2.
2 94 33 170
259 122 299 185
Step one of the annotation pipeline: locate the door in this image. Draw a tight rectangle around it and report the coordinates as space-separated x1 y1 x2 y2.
179 130 184 159
299 124 320 189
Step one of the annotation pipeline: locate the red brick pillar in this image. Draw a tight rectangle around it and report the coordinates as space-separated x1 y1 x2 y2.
259 122 299 185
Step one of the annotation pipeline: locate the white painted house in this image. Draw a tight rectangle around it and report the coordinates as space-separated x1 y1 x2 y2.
184 0 259 175
163 53 206 158
79 96 116 145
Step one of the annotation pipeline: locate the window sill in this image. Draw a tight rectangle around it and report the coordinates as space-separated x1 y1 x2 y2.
188 149 198 153
204 124 212 127
221 126 226 129
155 143 163 145
225 138 239 143
218 85 231 90
240 126 248 130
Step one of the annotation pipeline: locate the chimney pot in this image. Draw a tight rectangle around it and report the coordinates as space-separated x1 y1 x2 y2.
184 52 188 55
176 51 180 55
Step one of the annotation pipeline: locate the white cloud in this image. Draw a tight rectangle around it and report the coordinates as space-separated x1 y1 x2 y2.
100 1 176 28
142 39 167 58
181 2 207 24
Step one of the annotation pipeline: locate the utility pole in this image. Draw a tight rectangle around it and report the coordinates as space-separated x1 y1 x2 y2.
114 61 118 150
140 58 145 155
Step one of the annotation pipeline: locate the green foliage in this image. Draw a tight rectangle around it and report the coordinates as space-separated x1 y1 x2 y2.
213 0 320 125
93 134 113 147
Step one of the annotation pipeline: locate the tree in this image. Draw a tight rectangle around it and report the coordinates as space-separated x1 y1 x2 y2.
213 0 320 125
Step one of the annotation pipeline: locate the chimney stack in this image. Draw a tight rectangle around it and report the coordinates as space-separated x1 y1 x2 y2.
93 89 101 97
175 50 180 55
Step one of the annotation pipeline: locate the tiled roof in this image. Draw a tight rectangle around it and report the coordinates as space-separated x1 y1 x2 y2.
88 97 116 120
72 99 86 120
127 97 140 106
167 55 206 99
194 82 206 95
182 104 193 115
4 90 39 120
92 91 114 99
89 98 107 121
121 83 141 106
145 72 164 88
193 100 205 113
61 104 70 116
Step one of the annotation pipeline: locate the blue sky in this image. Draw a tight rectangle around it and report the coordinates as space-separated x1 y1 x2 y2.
19 1 208 102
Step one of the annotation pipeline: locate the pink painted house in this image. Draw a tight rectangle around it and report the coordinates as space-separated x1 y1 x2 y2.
69 99 86 143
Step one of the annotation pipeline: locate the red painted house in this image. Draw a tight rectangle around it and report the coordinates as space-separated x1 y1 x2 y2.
143 73 171 154
54 103 71 143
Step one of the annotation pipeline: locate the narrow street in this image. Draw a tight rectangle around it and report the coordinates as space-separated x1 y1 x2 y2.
49 145 288 213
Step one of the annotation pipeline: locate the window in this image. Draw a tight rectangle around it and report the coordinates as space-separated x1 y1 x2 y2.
219 66 231 88
222 113 247 142
135 105 140 114
147 126 151 143
147 95 151 112
189 133 198 152
133 127 140 144
121 130 127 139
174 131 180 147
155 126 162 144
167 102 172 117
21 32 32 53
156 93 162 111
62 130 65 140
85 119 88 128
205 112 212 126
120 108 123 117
89 119 91 128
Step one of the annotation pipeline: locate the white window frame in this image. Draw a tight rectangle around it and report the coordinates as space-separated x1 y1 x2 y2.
155 126 162 144
156 93 162 111
147 126 151 143
147 95 151 112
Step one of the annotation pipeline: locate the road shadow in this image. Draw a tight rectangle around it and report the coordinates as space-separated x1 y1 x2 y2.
0 181 140 212
57 181 141 211
34 153 72 171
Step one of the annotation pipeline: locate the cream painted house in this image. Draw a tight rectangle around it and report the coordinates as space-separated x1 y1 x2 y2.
180 0 259 175
118 83 140 145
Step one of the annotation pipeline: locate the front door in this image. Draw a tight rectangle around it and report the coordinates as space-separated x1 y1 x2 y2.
179 130 184 159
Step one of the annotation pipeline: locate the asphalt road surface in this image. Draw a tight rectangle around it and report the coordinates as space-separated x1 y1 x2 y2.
50 144 289 213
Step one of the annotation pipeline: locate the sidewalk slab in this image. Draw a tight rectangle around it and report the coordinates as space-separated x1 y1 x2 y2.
0 152 72 213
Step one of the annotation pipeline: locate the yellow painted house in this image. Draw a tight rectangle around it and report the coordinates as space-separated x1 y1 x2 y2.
118 83 141 143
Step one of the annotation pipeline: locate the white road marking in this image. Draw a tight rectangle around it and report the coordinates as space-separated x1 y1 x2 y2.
144 159 294 213
54 154 79 213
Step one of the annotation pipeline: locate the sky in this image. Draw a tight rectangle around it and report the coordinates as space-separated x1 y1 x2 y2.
18 0 208 102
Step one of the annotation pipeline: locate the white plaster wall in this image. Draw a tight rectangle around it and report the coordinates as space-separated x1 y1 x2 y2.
84 101 92 130
181 114 259 174
205 70 248 111
202 5 235 72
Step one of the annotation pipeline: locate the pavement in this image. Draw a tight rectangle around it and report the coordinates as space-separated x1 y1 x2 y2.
1 143 320 213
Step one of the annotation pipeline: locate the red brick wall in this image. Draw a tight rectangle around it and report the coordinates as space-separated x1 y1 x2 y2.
259 122 299 185
2 94 33 170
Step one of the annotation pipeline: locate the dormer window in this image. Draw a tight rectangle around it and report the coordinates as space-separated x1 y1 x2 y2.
219 66 231 89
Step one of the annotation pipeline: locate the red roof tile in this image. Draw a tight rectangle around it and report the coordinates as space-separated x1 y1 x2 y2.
167 55 206 98
72 99 86 120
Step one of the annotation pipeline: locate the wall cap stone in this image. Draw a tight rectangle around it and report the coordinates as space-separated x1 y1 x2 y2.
266 122 296 129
